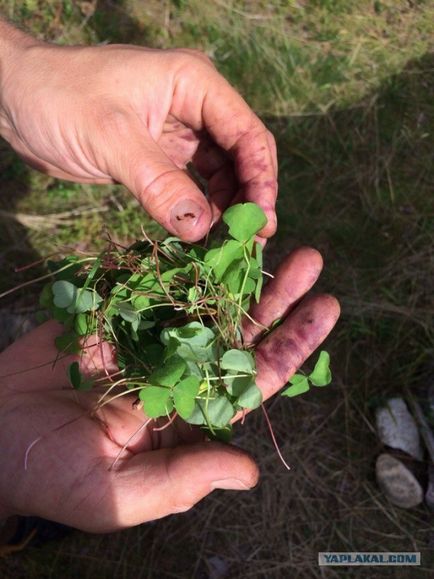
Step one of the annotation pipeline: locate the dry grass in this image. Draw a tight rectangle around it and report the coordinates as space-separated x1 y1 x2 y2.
0 1 434 578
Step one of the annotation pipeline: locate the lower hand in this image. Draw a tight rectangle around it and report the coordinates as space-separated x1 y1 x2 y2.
0 248 339 532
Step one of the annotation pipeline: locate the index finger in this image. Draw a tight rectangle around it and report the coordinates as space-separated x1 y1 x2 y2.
178 64 278 236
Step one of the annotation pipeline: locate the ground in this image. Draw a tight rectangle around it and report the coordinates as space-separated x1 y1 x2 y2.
0 1 433 577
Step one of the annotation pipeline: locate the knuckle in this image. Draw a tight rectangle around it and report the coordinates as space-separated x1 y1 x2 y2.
175 47 213 66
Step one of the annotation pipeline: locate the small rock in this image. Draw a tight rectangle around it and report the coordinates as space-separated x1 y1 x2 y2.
376 397 423 460
206 555 230 579
426 464 434 511
0 309 38 352
376 453 423 509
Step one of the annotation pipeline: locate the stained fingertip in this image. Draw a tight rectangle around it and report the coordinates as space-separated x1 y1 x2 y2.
258 209 277 238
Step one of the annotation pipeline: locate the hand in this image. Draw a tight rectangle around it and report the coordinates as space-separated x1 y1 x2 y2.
0 248 339 532
0 29 277 242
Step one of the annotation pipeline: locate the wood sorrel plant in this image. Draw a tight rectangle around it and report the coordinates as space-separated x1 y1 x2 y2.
39 203 332 442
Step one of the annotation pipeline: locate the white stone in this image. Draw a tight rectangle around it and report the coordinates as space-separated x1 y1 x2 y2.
375 397 423 460
376 453 423 509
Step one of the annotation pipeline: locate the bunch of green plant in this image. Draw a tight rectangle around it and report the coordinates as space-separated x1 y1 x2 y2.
39 203 332 441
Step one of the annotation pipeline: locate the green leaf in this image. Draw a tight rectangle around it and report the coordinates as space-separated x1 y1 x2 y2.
254 275 263 303
205 425 233 443
186 397 235 428
185 401 207 425
161 322 216 363
204 240 243 281
52 280 77 309
221 260 246 294
67 288 102 314
173 376 200 419
74 313 97 336
141 344 164 366
132 294 151 311
225 375 252 396
139 386 173 418
55 332 80 354
67 361 91 390
206 397 235 428
281 374 310 397
222 203 267 242
68 362 81 388
116 302 140 323
255 242 263 270
148 354 186 387
309 351 332 386
68 288 101 314
237 381 262 409
221 349 254 373
39 284 53 309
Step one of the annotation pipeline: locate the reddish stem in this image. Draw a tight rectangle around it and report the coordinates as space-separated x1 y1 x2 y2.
261 404 290 470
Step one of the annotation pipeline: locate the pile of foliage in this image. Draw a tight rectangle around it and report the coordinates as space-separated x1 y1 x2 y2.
40 203 331 441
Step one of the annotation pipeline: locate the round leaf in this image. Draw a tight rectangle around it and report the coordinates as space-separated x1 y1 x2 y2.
222 203 267 242
237 382 262 409
139 386 173 418
52 280 77 309
221 349 254 373
281 374 310 398
148 355 186 387
309 351 332 386
173 376 200 419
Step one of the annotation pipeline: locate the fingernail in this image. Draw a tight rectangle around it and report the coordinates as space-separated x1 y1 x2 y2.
170 199 204 238
210 478 251 491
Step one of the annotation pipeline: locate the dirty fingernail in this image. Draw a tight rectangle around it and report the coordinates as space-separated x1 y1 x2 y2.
210 478 252 491
170 199 204 238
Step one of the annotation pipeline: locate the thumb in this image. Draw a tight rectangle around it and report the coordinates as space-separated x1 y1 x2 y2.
113 442 259 527
106 124 212 242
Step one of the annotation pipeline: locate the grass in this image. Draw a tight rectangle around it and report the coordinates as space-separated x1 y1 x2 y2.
0 0 433 577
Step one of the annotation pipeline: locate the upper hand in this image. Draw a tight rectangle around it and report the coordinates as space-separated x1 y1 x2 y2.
0 41 277 242
0 248 339 532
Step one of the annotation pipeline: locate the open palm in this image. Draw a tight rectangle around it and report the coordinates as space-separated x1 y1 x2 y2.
0 249 338 532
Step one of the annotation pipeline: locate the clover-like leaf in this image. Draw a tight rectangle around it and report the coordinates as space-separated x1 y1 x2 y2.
205 397 236 427
309 351 332 386
72 289 102 314
116 302 141 323
204 240 244 281
67 361 92 391
221 349 254 373
222 203 267 242
52 280 77 309
148 354 186 387
139 386 173 418
161 322 216 362
281 374 310 397
237 381 262 409
187 397 235 428
173 375 200 419
74 313 97 336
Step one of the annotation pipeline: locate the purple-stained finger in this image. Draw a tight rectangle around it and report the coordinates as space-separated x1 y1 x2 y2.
255 294 340 402
243 247 324 345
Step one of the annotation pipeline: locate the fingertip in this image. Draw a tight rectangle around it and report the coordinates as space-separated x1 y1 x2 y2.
168 197 213 242
316 293 341 322
258 209 277 238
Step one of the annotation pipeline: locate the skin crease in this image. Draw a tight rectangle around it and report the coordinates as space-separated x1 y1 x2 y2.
0 249 340 532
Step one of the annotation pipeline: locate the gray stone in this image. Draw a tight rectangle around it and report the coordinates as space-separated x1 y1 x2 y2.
375 397 423 460
0 309 38 352
376 453 423 509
